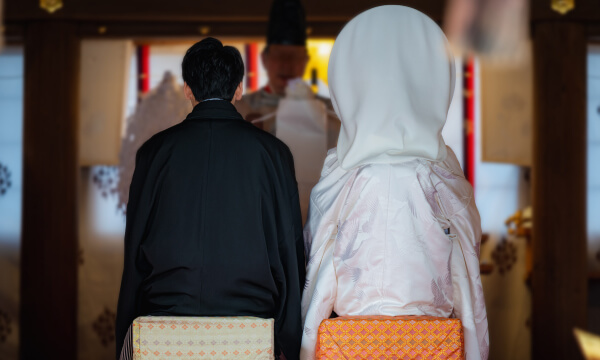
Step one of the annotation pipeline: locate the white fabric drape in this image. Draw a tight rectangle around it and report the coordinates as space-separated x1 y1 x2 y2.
481 235 531 360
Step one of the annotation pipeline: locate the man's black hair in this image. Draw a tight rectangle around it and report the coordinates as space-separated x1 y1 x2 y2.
182 37 244 102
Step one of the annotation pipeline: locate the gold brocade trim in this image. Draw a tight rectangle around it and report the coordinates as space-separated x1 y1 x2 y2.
40 0 63 14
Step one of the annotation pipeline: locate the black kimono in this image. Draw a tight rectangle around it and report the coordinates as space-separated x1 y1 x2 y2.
115 100 305 359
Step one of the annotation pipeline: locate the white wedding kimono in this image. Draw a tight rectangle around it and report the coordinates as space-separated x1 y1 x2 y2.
300 6 489 360
300 147 489 360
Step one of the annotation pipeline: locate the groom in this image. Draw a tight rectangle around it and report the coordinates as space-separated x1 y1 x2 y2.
115 37 305 360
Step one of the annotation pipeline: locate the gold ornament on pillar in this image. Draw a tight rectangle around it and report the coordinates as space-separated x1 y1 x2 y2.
40 0 63 14
551 0 574 14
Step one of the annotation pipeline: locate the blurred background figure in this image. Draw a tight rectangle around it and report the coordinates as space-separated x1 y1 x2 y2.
444 0 529 62
235 0 340 223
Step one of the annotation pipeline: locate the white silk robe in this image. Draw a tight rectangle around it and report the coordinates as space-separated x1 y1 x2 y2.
300 147 489 360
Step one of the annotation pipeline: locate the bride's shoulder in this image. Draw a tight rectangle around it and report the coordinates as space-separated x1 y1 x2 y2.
320 148 340 178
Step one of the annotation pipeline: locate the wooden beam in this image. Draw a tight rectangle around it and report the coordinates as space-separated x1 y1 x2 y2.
75 20 346 39
5 0 446 23
7 0 600 28
20 21 79 360
532 21 587 360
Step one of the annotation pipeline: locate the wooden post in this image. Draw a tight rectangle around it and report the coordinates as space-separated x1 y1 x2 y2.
20 21 79 360
532 21 587 360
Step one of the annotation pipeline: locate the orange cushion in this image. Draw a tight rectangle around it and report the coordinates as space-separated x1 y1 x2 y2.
316 315 463 360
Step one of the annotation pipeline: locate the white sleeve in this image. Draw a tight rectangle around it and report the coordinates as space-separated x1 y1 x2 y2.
450 199 490 360
299 198 338 360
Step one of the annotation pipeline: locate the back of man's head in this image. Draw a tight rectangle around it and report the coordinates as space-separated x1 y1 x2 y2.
182 38 244 102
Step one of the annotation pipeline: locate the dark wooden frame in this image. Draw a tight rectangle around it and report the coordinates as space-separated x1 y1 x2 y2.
19 21 80 360
531 21 588 360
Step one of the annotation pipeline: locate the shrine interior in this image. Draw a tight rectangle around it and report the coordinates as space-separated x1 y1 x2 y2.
0 0 599 359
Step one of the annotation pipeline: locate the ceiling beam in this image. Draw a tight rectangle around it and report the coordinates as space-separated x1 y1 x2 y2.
5 0 446 23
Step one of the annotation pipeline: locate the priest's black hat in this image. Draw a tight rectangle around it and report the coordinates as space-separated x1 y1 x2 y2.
267 0 307 46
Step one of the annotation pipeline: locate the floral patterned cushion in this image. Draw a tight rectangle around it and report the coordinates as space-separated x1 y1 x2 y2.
133 316 274 360
316 315 463 360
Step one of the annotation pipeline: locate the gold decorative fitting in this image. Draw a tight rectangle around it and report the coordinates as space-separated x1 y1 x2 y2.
98 26 107 35
505 207 532 238
551 0 574 15
198 26 211 36
40 0 63 14
306 27 313 35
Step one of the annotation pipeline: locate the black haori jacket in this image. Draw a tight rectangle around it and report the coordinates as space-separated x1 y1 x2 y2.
116 100 305 359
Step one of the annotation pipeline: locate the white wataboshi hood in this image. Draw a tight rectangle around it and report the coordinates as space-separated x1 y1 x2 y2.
328 5 456 170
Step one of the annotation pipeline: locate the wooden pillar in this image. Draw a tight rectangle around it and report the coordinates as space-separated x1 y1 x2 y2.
20 21 79 360
532 22 587 360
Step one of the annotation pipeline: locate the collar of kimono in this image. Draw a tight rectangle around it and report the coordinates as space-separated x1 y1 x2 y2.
185 99 244 121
